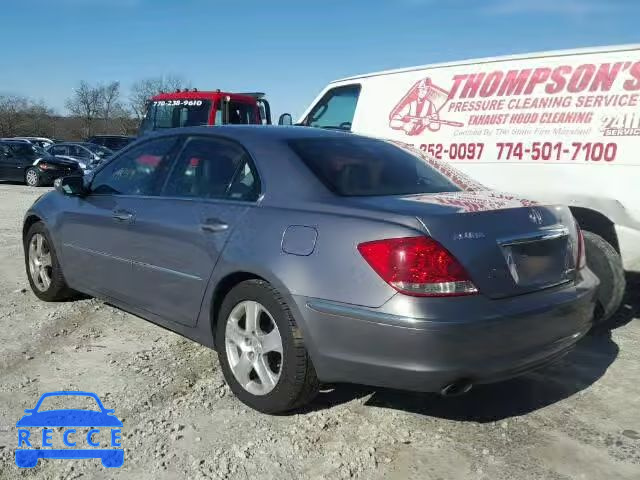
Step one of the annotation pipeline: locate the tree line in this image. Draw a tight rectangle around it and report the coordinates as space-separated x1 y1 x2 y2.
0 75 189 141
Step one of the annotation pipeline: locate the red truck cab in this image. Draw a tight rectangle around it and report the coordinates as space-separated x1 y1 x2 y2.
139 89 271 135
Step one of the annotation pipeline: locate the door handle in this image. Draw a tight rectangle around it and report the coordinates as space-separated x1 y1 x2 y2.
112 210 134 223
201 218 229 233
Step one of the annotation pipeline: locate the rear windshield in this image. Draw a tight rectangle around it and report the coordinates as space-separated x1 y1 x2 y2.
288 137 461 196
141 99 211 133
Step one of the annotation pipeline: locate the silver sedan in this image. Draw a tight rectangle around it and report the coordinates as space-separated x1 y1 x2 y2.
23 126 598 413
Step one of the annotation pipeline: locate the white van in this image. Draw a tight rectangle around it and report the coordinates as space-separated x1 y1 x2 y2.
290 44 640 324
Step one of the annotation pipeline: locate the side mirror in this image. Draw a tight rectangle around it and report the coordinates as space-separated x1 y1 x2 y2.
278 113 293 126
54 176 86 196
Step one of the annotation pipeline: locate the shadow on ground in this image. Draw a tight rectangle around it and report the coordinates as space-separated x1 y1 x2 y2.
306 271 640 421
607 271 640 330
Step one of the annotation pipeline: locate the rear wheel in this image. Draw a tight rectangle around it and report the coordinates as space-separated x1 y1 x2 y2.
25 168 41 187
583 231 625 327
216 279 319 413
24 222 75 301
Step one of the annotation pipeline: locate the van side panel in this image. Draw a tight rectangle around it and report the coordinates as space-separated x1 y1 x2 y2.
309 45 640 269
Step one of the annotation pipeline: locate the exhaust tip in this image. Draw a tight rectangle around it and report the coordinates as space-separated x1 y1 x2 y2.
440 379 473 397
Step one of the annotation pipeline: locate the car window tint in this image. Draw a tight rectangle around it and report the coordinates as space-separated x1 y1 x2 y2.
73 145 91 158
164 137 259 201
288 137 461 197
304 85 361 130
50 145 66 156
10 144 36 158
91 137 178 196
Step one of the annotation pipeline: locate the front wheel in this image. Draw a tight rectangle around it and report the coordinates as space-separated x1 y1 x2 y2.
24 222 76 301
216 280 319 413
25 168 41 187
583 231 626 327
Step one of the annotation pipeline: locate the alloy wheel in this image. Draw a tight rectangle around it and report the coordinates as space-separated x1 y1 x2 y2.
224 300 283 396
28 233 53 292
26 170 38 186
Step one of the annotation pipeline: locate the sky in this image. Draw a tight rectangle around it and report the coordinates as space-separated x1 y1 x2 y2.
0 0 638 120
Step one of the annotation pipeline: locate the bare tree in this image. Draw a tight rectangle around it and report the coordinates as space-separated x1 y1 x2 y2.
99 81 122 131
24 101 55 137
0 95 29 137
129 75 190 120
65 81 101 137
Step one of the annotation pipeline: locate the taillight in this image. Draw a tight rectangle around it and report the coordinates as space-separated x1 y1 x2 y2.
357 236 478 297
576 225 586 270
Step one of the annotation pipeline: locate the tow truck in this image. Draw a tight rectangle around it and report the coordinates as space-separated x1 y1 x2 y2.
139 89 271 135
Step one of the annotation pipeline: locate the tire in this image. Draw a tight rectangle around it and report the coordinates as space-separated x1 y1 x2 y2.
24 221 76 301
583 231 626 327
215 279 319 413
25 167 41 187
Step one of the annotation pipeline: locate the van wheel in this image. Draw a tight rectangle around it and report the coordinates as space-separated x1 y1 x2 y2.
216 279 319 413
583 231 625 327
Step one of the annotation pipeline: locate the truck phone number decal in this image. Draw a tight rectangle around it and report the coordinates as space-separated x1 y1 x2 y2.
387 55 639 166
152 100 204 107
416 141 618 162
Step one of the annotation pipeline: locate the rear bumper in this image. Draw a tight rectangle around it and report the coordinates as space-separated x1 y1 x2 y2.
291 269 599 393
37 168 81 185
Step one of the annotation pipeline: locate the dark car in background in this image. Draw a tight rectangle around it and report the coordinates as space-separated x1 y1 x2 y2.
85 135 135 152
0 141 82 186
46 142 113 173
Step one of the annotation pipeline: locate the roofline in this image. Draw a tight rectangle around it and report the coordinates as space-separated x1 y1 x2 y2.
331 44 640 83
150 91 260 102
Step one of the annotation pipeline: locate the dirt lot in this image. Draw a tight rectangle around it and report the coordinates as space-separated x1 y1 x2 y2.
0 183 638 480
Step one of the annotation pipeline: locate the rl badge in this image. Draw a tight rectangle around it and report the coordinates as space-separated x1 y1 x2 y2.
15 391 124 468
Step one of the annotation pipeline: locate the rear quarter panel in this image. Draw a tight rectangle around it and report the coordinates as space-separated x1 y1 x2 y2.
209 204 427 309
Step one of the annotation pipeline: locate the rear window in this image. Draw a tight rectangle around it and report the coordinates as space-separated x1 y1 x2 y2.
288 137 461 196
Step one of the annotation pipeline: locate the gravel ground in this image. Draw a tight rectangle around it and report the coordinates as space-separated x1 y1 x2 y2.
0 183 638 480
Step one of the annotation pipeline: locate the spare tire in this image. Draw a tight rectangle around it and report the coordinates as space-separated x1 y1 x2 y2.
583 231 626 327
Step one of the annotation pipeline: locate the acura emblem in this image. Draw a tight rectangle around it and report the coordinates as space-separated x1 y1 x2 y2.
528 208 543 225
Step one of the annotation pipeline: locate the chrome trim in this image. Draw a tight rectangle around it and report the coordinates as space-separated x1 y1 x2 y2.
63 243 130 264
497 227 569 246
63 243 201 281
131 259 202 281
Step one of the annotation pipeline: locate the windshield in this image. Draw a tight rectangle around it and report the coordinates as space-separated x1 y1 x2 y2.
214 101 257 124
34 145 48 156
140 99 211 134
288 137 460 197
9 143 40 158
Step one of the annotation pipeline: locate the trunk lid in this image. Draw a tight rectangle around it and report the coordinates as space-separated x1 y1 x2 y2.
350 191 579 299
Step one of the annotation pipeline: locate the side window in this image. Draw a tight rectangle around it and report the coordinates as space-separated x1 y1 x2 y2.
11 144 35 159
304 84 361 130
91 137 178 196
50 145 67 156
72 146 91 158
163 137 259 201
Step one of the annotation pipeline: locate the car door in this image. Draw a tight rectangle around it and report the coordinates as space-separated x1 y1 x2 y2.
56 136 180 302
122 135 260 327
6 144 34 181
0 144 11 179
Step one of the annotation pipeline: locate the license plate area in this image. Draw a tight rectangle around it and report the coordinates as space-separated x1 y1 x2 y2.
499 228 574 288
